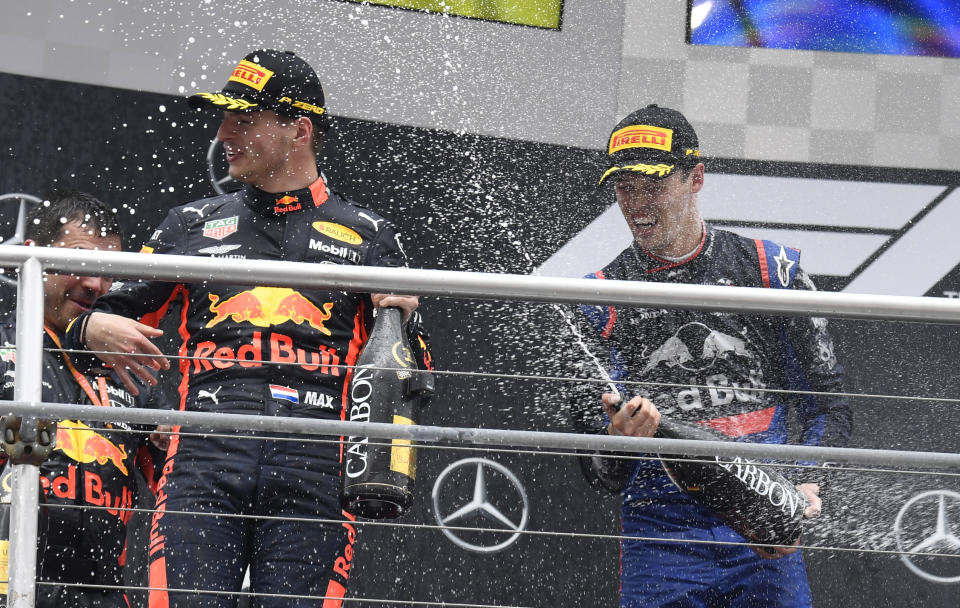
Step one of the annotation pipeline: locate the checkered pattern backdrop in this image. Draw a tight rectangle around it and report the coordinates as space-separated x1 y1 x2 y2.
2 0 956 171
620 0 960 171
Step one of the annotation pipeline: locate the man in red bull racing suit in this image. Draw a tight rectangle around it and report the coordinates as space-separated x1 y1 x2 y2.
63 50 431 607
569 105 852 608
0 191 162 608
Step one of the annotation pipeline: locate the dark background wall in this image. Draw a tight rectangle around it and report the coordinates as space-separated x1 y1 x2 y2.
2 72 959 606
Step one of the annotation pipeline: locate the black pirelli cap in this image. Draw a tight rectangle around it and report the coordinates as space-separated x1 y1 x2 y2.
188 49 326 121
598 104 701 185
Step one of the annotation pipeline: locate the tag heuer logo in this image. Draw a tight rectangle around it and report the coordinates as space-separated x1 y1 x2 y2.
202 216 239 240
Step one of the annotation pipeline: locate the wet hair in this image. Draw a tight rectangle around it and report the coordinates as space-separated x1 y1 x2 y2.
309 113 331 156
26 189 122 246
275 113 327 157
678 158 703 182
311 128 325 157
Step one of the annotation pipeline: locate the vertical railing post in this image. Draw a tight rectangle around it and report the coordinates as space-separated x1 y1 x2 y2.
8 257 45 607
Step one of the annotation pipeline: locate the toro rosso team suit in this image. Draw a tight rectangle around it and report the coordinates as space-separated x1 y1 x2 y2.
65 177 432 607
571 226 852 608
0 318 161 608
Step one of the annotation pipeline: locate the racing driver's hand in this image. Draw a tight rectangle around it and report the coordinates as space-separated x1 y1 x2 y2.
372 293 419 323
84 312 170 395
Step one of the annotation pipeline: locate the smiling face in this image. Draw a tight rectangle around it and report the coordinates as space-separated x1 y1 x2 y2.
30 220 120 333
613 163 705 258
216 110 303 191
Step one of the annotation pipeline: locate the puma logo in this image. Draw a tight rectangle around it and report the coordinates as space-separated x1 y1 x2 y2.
358 212 384 231
183 204 212 217
198 386 222 404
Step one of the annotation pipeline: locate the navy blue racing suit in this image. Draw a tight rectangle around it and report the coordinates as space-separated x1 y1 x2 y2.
64 177 432 608
570 226 852 608
0 318 161 608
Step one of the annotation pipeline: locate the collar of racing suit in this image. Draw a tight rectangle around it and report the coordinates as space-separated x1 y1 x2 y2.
243 176 330 217
633 223 712 274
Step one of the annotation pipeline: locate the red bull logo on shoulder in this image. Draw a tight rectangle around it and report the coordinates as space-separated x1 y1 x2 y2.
207 287 334 334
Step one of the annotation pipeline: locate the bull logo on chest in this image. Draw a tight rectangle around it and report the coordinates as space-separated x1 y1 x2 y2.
642 322 755 374
638 321 766 415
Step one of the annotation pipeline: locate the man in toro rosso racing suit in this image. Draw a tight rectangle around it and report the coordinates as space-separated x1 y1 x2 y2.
64 50 430 607
569 105 852 608
0 191 162 608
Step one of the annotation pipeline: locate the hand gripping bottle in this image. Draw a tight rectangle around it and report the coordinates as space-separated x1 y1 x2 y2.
341 307 434 519
655 417 808 547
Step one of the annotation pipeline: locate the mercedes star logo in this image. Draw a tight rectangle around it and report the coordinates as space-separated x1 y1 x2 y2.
0 192 41 246
206 137 239 195
0 192 41 288
894 489 960 583
431 457 529 554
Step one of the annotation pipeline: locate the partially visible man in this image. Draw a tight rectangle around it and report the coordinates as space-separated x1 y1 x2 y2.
63 50 431 607
569 105 852 607
0 190 161 607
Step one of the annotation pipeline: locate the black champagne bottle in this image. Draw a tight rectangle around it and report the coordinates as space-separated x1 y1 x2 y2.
655 417 808 546
341 307 425 519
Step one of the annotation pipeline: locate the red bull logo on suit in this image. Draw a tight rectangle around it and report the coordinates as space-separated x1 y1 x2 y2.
47 420 134 523
207 287 333 334
197 288 340 375
640 322 766 415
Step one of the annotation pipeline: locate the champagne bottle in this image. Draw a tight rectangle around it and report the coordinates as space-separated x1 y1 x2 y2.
655 417 808 546
341 307 433 519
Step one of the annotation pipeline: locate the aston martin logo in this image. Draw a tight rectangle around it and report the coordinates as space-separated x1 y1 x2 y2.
894 489 960 583
431 457 529 554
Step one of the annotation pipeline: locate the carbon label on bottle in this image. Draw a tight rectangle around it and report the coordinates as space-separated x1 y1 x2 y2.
390 415 416 479
345 365 374 479
715 456 806 518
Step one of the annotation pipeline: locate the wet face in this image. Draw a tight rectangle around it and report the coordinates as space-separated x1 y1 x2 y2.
28 220 120 333
217 110 299 189
614 164 705 257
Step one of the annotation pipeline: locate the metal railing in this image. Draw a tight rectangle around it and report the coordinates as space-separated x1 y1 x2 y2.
7 245 960 322
3 245 960 607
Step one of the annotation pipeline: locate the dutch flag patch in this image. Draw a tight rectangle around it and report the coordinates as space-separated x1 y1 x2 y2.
269 384 299 404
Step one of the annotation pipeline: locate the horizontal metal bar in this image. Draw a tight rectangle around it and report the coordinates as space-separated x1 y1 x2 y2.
38 581 531 608
0 246 959 322
46 502 960 560
3 399 959 470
